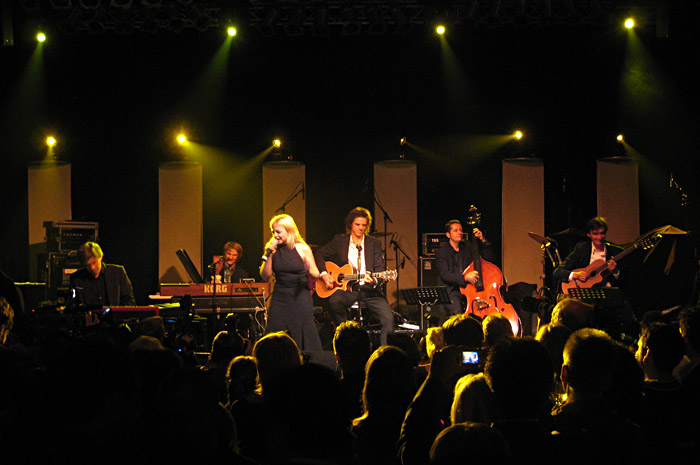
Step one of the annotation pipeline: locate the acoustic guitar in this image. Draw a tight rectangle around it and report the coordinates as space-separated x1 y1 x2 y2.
561 234 661 293
315 261 398 298
460 205 521 336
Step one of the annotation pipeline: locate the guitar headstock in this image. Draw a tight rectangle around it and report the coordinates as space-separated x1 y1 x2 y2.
639 233 662 250
467 205 481 227
383 270 398 281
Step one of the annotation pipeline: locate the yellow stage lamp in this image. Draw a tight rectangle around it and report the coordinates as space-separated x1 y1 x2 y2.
273 139 282 148
616 134 624 142
46 136 56 147
227 26 237 36
514 130 524 140
624 18 635 29
436 25 446 35
37 32 46 42
177 134 187 145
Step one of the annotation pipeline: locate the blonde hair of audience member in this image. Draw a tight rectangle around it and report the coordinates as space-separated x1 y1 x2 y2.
482 313 514 348
451 372 497 425
425 327 445 360
253 331 303 395
551 298 595 332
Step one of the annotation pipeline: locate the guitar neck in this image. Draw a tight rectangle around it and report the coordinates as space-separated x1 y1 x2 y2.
592 242 640 273
344 271 390 281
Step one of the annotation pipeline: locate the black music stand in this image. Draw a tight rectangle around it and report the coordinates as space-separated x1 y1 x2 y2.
566 287 626 308
401 286 451 330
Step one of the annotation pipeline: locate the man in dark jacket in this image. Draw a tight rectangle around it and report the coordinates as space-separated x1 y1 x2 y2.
70 241 135 307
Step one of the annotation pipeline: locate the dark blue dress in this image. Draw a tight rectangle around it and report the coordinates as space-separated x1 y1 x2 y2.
266 245 322 351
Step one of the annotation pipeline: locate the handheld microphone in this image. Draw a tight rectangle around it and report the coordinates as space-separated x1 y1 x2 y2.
262 240 279 261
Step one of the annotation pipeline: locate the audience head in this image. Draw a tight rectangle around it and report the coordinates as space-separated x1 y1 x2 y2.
135 316 165 342
536 323 572 378
253 331 302 394
561 328 618 400
333 320 371 375
361 345 416 419
226 355 257 404
442 314 484 349
636 322 685 376
209 330 245 365
482 313 514 348
551 298 595 331
451 373 496 425
679 305 700 357
430 422 515 465
484 337 553 419
266 363 353 463
128 335 164 352
387 332 422 367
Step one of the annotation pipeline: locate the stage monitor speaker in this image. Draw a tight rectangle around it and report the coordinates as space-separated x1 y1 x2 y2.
420 256 440 287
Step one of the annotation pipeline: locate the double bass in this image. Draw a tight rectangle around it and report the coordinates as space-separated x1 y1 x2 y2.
460 206 521 336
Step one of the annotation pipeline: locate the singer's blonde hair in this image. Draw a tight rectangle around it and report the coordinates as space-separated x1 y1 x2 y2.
267 214 306 249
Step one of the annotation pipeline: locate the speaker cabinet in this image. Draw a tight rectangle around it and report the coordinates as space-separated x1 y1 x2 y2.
420 256 440 287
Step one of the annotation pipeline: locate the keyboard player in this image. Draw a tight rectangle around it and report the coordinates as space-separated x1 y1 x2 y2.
69 242 136 307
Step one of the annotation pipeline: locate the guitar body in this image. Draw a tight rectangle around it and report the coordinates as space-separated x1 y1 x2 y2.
461 258 521 337
315 262 355 298
559 234 662 295
314 261 399 299
560 259 607 293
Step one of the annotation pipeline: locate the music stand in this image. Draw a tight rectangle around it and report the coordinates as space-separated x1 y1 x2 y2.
401 286 452 330
566 287 626 308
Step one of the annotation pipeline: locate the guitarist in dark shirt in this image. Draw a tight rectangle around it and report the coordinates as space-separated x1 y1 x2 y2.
553 217 639 339
554 217 622 290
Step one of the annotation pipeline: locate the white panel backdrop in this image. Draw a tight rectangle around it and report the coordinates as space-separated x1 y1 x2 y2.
159 161 203 283
262 161 306 247
27 161 72 281
597 157 640 244
374 160 418 309
502 158 545 336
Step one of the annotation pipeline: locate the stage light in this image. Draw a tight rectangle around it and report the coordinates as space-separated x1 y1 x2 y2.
617 134 624 142
273 139 281 148
177 134 187 145
514 130 524 140
400 137 407 146
36 32 46 42
227 26 237 36
624 18 635 29
46 136 56 147
436 25 446 35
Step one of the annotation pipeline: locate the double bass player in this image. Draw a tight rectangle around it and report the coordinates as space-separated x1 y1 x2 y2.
434 219 494 326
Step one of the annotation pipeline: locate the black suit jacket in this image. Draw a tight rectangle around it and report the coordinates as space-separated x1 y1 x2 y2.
315 234 387 274
553 241 624 286
434 241 494 295
70 263 136 307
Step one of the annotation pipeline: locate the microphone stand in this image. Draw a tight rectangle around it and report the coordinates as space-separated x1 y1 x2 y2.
207 256 224 331
391 237 412 312
372 188 393 269
275 182 305 213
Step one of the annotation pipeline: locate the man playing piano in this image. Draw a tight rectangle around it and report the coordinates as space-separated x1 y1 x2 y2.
70 241 136 307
